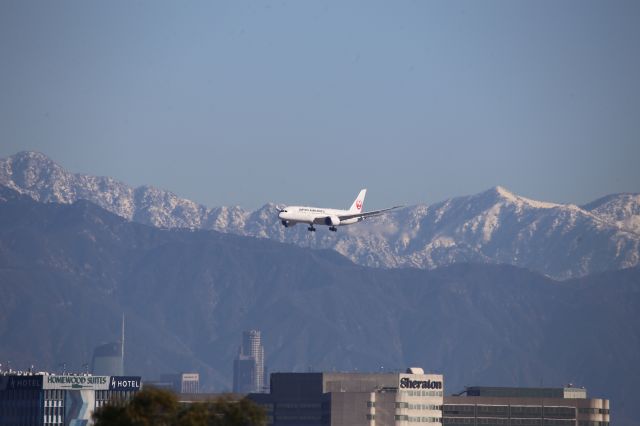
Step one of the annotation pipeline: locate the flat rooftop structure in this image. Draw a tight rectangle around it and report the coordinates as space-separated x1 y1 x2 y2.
464 386 587 399
249 369 444 426
445 387 609 426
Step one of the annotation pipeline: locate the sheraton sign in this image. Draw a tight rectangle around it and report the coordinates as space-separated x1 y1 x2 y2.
399 377 442 389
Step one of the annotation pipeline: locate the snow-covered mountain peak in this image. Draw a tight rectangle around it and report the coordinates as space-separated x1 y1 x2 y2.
4 150 61 176
582 193 640 235
489 185 562 210
11 150 54 164
494 185 516 199
0 151 638 279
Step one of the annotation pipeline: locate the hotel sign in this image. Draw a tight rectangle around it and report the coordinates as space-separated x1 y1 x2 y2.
43 375 110 390
6 375 43 389
399 374 443 390
109 376 142 391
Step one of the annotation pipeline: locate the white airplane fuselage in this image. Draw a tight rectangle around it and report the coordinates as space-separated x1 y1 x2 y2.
278 206 363 227
278 189 400 232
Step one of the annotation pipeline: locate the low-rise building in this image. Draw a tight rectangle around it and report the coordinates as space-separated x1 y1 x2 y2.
248 367 444 426
158 372 200 394
443 386 610 426
0 372 141 426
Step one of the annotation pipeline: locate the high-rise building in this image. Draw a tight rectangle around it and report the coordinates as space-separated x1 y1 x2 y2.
91 342 123 376
91 314 126 376
233 330 265 393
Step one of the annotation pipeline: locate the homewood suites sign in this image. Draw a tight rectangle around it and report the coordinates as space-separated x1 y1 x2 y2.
44 375 110 390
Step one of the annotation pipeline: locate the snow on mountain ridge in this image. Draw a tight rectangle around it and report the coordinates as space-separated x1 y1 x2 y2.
0 151 638 279
0 151 219 229
494 185 562 209
582 193 640 235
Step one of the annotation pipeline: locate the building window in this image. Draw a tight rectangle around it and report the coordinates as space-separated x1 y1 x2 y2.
543 406 575 419
477 418 509 425
543 419 575 426
477 405 509 417
444 418 475 425
511 406 543 418
444 405 475 417
511 419 542 426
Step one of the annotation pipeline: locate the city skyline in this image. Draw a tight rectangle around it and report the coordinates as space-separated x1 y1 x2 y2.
0 1 637 424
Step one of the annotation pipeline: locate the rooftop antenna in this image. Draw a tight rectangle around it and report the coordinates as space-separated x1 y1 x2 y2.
121 313 125 374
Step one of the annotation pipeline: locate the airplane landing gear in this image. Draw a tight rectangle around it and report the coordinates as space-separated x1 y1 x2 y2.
329 226 337 232
307 225 316 232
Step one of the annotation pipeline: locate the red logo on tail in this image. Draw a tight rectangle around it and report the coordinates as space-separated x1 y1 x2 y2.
356 200 363 210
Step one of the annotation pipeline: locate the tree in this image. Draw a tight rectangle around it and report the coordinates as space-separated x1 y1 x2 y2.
180 396 267 426
93 388 266 426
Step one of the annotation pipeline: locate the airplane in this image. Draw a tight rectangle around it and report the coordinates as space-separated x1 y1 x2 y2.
277 189 402 232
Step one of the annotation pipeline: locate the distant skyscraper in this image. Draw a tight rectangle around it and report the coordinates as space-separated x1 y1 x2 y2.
233 330 265 393
91 342 123 376
92 314 125 376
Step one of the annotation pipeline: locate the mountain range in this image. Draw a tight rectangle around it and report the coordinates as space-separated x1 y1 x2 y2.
0 185 638 425
1 151 638 279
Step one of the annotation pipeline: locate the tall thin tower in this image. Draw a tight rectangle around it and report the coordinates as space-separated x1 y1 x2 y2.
121 313 125 374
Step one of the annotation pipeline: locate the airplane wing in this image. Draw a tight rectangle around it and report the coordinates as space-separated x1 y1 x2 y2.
337 206 403 221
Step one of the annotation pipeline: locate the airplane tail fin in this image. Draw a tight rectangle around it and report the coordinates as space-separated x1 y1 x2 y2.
349 189 367 213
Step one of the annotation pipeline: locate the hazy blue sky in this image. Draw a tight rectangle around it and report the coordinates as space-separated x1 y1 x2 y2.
1 1 638 210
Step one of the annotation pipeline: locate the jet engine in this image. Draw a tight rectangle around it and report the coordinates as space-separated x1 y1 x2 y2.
339 217 363 225
324 216 341 226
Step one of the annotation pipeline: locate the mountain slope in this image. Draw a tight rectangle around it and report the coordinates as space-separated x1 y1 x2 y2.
0 189 638 425
0 151 208 228
582 193 640 234
321 186 640 279
1 151 638 279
